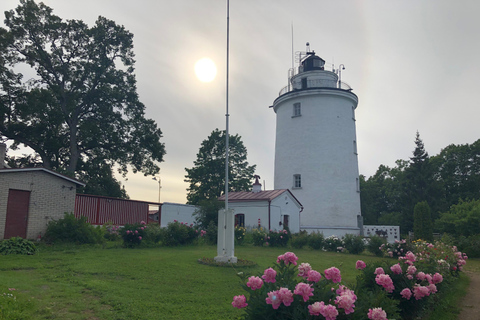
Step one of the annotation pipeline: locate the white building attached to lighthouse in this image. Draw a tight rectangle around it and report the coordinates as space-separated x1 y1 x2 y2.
272 47 362 237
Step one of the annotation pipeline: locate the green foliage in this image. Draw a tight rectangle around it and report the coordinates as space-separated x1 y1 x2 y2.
323 235 344 252
162 221 197 246
380 239 413 258
413 201 433 241
251 228 267 247
289 231 309 249
193 199 224 229
0 0 165 197
235 226 246 245
343 234 366 254
102 222 121 241
120 222 147 248
0 237 37 255
266 229 290 247
456 234 480 258
366 236 386 257
436 198 480 238
44 213 104 244
205 220 218 245
361 135 480 236
308 232 324 250
143 223 163 244
0 288 38 319
184 129 256 205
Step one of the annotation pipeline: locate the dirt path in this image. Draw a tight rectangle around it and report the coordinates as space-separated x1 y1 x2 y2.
457 271 480 320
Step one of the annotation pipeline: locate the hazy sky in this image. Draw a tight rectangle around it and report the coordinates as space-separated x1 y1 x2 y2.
2 0 480 204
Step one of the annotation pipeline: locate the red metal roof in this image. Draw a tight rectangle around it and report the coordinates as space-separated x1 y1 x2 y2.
218 189 303 208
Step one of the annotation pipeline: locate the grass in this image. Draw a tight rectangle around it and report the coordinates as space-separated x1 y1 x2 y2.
0 244 476 319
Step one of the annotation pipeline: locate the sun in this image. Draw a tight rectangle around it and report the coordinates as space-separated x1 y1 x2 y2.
194 58 217 82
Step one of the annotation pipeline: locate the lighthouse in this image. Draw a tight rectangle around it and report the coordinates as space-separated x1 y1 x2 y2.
272 44 361 237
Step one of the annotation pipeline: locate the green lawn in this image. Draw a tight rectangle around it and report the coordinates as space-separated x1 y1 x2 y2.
0 244 474 319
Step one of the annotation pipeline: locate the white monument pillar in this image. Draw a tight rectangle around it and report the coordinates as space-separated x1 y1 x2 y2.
214 208 237 263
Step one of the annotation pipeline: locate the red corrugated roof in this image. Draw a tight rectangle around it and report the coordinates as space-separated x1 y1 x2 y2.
218 189 303 208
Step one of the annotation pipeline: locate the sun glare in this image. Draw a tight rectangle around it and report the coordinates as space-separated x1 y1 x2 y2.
194 58 217 82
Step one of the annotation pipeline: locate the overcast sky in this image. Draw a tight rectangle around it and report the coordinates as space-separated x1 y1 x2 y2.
2 0 480 204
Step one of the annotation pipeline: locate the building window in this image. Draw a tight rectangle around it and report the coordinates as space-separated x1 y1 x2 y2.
356 178 360 193
292 103 301 117
352 106 356 121
353 140 358 155
301 78 307 89
293 174 302 188
235 214 245 227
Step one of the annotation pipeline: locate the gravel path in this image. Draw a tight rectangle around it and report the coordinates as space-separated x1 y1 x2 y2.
457 271 480 320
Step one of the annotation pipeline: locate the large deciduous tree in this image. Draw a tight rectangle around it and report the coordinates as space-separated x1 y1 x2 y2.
0 0 165 197
184 129 256 205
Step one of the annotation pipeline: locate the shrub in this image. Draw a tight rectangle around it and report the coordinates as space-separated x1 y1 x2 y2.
120 221 147 248
343 234 365 255
366 235 386 257
289 231 309 249
380 239 413 258
235 226 246 245
232 251 395 320
44 213 104 244
267 229 290 247
102 222 121 241
0 237 37 255
205 220 217 245
324 235 344 252
308 232 324 250
251 228 267 247
143 223 163 244
162 221 197 246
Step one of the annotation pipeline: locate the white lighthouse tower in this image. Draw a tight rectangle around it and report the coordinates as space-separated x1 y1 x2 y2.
272 45 361 237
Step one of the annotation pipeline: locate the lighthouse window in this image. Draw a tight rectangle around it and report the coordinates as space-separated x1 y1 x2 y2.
293 103 301 117
353 140 358 155
293 174 302 189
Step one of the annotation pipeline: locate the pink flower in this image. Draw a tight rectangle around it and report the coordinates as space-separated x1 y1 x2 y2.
277 252 298 266
368 307 388 320
390 263 402 275
308 301 324 316
407 265 417 275
416 272 426 281
400 288 412 300
307 270 322 283
432 273 443 284
277 287 294 306
336 285 357 302
405 251 416 262
266 290 281 309
413 285 430 300
246 276 263 290
135 230 138 234
320 304 339 320
324 267 342 283
427 283 437 294
262 268 277 283
140 220 146 225
232 295 248 308
298 262 312 278
294 283 314 302
126 230 131 234
335 293 356 314
138 236 142 240
356 260 366 270
375 274 395 293
374 267 385 275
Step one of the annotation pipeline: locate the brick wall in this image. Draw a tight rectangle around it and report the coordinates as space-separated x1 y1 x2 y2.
0 170 78 239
